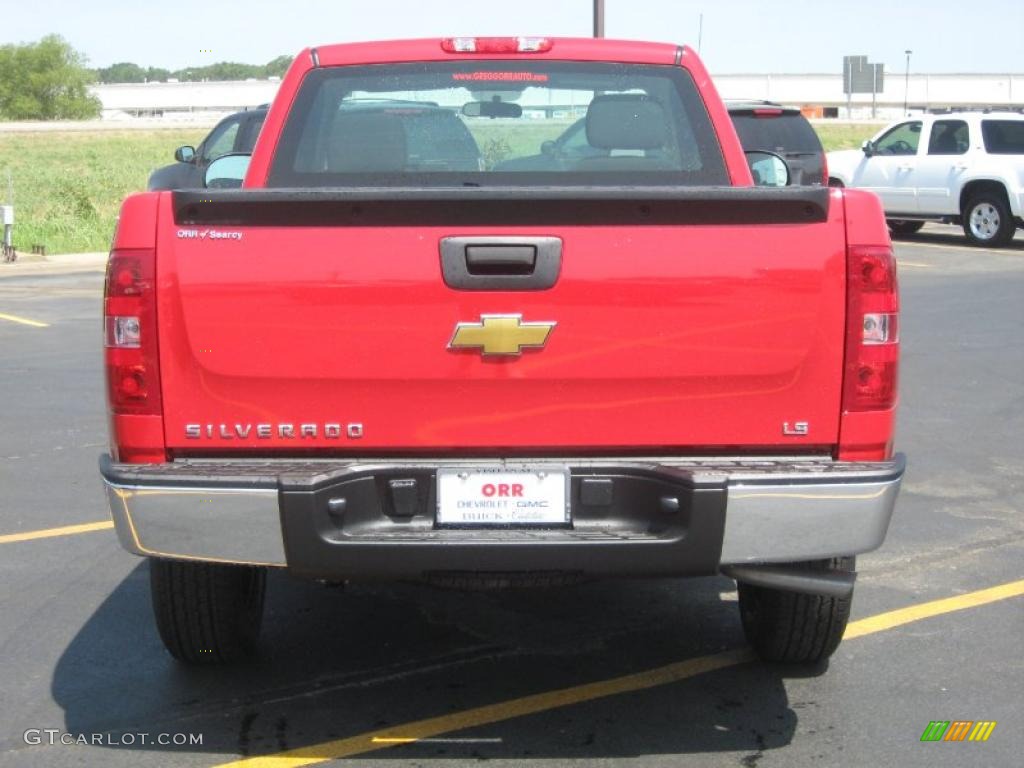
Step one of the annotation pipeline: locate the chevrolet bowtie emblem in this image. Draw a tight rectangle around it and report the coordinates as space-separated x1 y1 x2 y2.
448 314 556 356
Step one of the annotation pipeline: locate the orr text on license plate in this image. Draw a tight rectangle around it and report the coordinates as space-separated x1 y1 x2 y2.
436 467 570 526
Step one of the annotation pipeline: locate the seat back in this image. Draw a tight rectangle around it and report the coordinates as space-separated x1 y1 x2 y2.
578 94 677 171
327 111 407 172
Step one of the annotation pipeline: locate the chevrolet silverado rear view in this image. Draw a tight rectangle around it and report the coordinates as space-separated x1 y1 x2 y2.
100 37 904 666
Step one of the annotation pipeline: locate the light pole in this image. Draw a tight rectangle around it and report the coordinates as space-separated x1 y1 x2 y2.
594 0 605 38
903 49 912 115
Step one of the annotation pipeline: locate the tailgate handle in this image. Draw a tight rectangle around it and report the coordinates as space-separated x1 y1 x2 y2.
465 245 536 275
441 236 561 291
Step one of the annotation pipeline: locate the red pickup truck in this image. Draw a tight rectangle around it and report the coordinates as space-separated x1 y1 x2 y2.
100 37 903 666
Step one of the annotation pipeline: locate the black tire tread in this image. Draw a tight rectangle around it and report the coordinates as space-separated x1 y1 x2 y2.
738 556 854 664
150 559 266 664
887 219 925 236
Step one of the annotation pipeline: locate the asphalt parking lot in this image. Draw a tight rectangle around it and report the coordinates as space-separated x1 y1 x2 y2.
0 224 1021 768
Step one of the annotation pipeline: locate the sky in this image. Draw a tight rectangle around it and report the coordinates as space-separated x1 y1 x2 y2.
0 0 1020 75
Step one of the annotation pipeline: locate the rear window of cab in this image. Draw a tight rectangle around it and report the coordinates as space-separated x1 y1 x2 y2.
267 61 728 187
729 112 823 154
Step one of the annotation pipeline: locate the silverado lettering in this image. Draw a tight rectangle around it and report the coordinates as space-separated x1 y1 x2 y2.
100 36 903 667
183 423 364 439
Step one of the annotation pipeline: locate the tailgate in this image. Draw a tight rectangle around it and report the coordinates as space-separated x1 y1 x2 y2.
157 188 846 454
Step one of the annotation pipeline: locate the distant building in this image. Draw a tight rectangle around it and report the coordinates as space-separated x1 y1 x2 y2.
92 80 279 120
715 72 1024 119
88 73 1024 122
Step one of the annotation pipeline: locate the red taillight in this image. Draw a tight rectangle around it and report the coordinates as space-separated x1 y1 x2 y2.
752 108 783 117
104 249 162 417
441 37 553 54
842 246 899 413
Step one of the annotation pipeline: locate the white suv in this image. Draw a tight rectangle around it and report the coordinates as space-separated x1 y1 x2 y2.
827 112 1024 247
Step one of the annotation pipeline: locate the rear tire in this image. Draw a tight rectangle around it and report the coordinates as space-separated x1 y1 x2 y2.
886 219 925 236
737 556 854 664
150 559 266 664
962 192 1015 247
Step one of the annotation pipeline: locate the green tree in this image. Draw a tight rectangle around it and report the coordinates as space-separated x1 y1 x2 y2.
93 55 292 84
172 62 265 82
0 35 101 120
94 62 171 83
264 55 293 78
96 61 147 83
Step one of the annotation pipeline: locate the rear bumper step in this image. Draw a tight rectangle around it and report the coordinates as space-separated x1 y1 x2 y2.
720 564 856 598
100 454 904 580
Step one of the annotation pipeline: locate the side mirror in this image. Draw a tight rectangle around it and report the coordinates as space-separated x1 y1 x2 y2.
861 140 875 157
540 140 556 156
174 145 196 163
745 150 790 187
204 153 250 189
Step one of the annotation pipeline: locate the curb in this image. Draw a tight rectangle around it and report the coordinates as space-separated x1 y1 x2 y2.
0 253 108 279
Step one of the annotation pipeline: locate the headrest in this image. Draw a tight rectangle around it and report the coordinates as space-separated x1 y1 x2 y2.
328 111 407 172
585 95 669 150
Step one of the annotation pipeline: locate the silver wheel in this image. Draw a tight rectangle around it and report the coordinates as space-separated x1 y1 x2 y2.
969 202 1001 242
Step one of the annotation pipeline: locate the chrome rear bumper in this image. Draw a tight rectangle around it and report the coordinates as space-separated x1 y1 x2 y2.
101 454 904 575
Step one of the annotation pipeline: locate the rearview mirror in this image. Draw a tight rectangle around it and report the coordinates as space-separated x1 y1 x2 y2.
540 140 556 156
861 140 875 157
174 145 196 163
204 153 250 189
745 150 790 187
461 101 523 119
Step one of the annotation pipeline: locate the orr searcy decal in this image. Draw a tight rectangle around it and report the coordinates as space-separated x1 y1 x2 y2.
176 229 243 241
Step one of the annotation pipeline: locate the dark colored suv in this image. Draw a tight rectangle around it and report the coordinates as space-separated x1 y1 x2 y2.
147 106 268 190
726 102 826 186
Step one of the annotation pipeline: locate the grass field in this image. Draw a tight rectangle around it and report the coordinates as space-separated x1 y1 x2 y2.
467 121 572 166
0 122 879 255
813 123 880 151
0 129 207 255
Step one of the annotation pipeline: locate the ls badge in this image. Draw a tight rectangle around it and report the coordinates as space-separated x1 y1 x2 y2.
449 314 556 356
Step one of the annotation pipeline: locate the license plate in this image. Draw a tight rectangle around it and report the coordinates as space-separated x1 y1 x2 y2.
436 467 570 526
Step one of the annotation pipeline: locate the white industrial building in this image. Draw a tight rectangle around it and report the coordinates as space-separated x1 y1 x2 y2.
716 73 1023 119
94 79 282 121
89 73 1024 122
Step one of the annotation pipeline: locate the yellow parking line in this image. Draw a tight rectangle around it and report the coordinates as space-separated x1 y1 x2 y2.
901 241 1014 255
0 311 50 328
0 520 113 544
843 578 1024 639
211 577 1024 768
897 261 932 268
213 648 752 768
